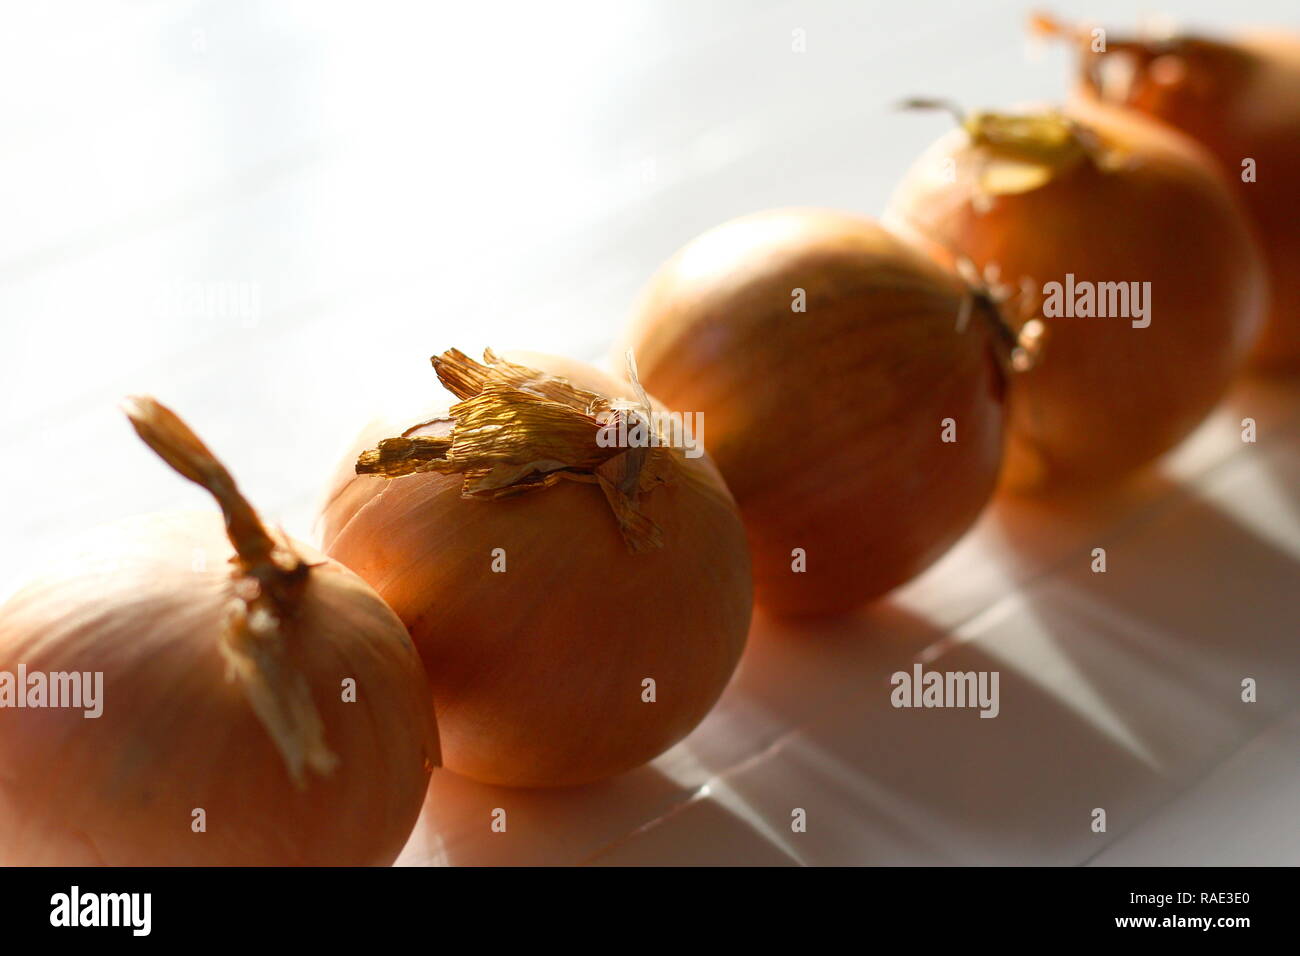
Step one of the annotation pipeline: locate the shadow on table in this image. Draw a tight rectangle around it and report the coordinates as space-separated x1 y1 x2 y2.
397 603 948 866
400 389 1300 865
592 440 1299 865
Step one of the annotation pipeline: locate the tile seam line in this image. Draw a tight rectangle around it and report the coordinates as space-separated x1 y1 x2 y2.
576 433 1298 865
1075 702 1300 867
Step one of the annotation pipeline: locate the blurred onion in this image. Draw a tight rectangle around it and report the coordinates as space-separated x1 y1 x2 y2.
1036 14 1300 370
886 101 1265 491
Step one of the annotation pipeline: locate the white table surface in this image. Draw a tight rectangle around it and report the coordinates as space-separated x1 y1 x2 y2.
1 0 1295 866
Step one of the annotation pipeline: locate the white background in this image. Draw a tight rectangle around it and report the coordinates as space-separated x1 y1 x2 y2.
1 1 1297 864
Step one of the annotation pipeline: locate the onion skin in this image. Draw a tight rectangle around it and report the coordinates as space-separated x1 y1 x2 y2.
885 101 1266 492
320 354 752 788
621 209 1006 618
1067 29 1300 370
0 513 435 866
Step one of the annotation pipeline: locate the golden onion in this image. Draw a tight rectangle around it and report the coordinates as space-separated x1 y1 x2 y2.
1035 14 1300 369
319 349 752 788
885 101 1265 492
0 398 437 865
622 209 1011 617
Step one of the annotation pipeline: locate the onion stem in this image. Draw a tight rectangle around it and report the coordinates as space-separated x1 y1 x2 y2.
123 396 333 786
123 396 299 582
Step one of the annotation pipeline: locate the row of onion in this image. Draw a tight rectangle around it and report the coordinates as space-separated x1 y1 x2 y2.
0 14 1294 864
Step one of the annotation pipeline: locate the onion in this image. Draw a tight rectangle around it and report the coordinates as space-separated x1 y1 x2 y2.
620 209 1012 618
1033 14 1300 369
319 348 752 788
0 398 437 865
884 101 1266 492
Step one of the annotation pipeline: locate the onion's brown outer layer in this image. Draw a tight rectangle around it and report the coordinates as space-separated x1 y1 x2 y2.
1069 30 1300 369
885 101 1266 492
0 512 435 865
319 355 752 788
621 209 1006 617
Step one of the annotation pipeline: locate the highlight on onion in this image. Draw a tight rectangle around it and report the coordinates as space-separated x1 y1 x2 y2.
0 398 437 865
1031 14 1300 370
620 208 1017 618
884 99 1266 493
319 348 753 788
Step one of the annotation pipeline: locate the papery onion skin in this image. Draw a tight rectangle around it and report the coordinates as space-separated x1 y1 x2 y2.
621 209 1007 618
885 101 1266 492
0 517 435 866
319 354 752 789
0 407 436 866
1062 26 1300 370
